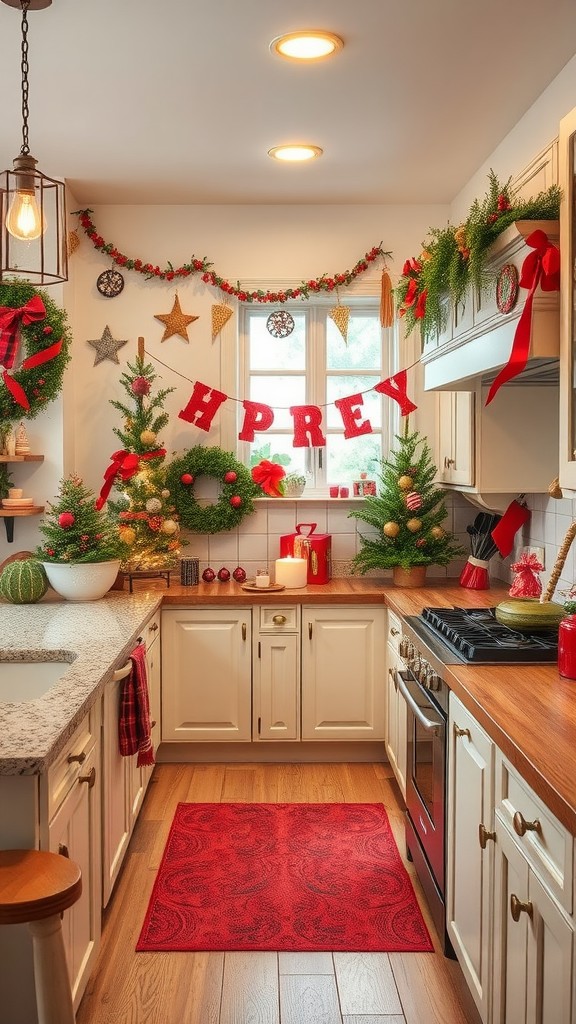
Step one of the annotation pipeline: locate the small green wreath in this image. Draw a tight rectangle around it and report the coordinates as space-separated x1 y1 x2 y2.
166 446 258 534
0 278 72 423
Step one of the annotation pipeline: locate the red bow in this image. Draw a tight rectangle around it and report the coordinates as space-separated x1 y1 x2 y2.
0 296 46 370
96 448 167 509
486 230 560 405
251 459 286 497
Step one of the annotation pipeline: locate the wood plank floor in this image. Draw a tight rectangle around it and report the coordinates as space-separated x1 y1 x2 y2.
77 763 481 1024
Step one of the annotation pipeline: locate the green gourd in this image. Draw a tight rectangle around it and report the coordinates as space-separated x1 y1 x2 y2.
495 598 564 632
0 559 49 604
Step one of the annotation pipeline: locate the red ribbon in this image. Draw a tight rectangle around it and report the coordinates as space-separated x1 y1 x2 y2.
485 230 560 405
0 296 46 369
251 459 286 497
96 448 167 510
2 338 64 411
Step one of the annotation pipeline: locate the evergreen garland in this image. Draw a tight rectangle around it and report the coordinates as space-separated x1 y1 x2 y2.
349 425 465 573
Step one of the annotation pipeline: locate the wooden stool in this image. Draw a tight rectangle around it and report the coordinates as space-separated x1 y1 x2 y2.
0 849 82 1024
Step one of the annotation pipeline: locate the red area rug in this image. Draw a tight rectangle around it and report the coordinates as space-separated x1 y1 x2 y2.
137 803 433 952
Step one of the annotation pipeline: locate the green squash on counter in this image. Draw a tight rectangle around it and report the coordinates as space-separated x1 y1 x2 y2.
495 598 564 632
0 559 49 604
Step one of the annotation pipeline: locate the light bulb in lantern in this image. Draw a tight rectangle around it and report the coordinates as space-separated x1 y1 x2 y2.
5 188 45 240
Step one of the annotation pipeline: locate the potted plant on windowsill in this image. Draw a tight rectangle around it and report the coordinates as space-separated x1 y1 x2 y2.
348 422 465 586
36 474 127 601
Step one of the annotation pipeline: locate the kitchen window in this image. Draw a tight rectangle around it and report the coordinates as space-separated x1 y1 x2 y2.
238 300 394 493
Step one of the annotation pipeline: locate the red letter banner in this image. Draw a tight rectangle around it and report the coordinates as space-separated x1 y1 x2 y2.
238 400 275 441
374 370 417 416
334 393 373 439
290 405 326 448
179 381 228 431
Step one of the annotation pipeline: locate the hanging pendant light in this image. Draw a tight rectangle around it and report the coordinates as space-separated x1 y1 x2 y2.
0 0 68 284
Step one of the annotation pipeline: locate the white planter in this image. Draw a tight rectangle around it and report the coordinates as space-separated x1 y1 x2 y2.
42 560 121 602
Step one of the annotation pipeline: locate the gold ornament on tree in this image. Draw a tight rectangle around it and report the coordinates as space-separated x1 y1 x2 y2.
397 475 413 490
407 518 422 533
154 294 198 342
383 521 400 538
328 304 350 344
211 304 233 340
140 429 156 446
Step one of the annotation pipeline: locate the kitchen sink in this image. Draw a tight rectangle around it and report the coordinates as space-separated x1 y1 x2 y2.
0 652 76 702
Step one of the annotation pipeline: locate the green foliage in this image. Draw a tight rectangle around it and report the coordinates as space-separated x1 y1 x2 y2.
0 465 14 499
249 442 291 468
395 170 561 343
36 475 126 564
166 446 258 534
348 424 465 573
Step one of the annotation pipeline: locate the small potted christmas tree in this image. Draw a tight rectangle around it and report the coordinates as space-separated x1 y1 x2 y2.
349 422 465 586
36 474 126 600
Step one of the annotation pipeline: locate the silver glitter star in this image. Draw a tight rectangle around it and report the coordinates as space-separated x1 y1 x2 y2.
87 325 128 365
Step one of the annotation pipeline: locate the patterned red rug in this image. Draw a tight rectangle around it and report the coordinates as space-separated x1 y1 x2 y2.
137 802 433 952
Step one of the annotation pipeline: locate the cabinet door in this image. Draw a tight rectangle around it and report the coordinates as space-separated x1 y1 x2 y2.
447 694 494 1024
254 633 300 740
301 606 386 741
162 609 252 741
493 815 530 1024
102 678 131 906
143 629 161 787
385 645 407 799
526 871 574 1024
437 390 474 485
48 743 101 1011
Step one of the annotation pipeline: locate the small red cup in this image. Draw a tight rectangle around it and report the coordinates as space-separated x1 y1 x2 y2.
339 486 349 498
329 485 339 498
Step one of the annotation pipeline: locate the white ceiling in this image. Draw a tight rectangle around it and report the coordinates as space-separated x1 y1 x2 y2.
1 0 575 207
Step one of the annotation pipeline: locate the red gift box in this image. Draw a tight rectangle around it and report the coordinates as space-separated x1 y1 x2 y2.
280 523 332 585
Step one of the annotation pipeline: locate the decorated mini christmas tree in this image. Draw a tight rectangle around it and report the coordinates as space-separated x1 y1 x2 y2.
36 474 125 563
349 423 465 573
103 351 182 572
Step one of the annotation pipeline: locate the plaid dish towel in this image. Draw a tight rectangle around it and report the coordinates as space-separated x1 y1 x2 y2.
118 642 155 767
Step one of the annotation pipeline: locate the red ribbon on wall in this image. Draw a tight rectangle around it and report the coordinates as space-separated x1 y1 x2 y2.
2 338 64 411
485 230 560 406
0 296 46 369
96 448 167 509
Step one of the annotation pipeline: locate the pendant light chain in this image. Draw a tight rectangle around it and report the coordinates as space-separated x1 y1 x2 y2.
19 0 31 155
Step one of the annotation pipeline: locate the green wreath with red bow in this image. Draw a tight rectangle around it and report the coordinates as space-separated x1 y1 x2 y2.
0 279 72 423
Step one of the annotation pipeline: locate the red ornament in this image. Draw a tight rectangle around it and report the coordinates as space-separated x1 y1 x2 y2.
224 470 237 484
217 567 231 582
230 495 242 508
202 567 216 583
131 376 151 396
43 326 53 335
148 516 163 531
232 566 247 583
406 491 422 511
416 538 427 547
180 473 194 485
58 512 75 529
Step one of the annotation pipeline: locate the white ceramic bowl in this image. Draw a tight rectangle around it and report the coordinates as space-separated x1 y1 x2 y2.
42 560 121 601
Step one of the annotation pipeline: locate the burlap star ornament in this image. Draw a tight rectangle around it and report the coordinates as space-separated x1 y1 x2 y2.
87 325 128 365
155 294 199 342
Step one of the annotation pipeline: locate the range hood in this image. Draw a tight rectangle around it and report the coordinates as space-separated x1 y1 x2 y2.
420 220 559 392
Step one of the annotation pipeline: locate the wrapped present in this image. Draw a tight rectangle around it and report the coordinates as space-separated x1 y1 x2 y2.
280 522 332 585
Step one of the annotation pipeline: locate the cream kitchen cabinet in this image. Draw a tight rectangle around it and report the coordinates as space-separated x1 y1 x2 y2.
447 692 495 1024
385 609 407 798
301 606 386 741
162 607 252 742
436 383 559 501
253 604 300 741
102 610 160 905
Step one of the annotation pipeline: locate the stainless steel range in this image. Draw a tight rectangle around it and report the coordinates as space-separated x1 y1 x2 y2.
396 605 559 956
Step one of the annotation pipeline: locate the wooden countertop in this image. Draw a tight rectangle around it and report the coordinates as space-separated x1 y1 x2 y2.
160 576 576 834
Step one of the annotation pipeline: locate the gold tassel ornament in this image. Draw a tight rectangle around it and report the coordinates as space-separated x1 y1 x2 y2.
211 304 233 340
380 269 394 327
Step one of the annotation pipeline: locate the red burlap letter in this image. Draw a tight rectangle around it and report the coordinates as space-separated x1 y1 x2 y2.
334 393 372 439
178 381 228 431
238 400 275 441
290 405 326 448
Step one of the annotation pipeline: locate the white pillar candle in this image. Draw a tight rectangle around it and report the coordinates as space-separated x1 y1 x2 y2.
275 556 308 589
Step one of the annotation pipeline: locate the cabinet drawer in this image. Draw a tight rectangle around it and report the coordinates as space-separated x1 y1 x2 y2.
259 605 300 632
496 752 573 913
387 610 402 652
47 707 98 820
142 609 161 649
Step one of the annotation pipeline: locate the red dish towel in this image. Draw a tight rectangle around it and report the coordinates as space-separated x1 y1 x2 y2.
118 643 155 767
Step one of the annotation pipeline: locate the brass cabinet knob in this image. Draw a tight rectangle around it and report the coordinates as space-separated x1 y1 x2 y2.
510 893 533 922
454 724 471 740
390 627 400 637
478 823 496 849
67 750 86 764
513 811 540 837
272 614 287 625
79 766 96 789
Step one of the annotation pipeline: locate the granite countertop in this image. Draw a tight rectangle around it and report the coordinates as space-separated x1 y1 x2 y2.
0 591 161 774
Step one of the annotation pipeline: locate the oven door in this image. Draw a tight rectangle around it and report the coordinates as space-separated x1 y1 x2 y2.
396 668 446 893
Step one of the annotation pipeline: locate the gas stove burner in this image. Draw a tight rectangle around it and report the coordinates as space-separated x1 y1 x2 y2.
418 606 559 664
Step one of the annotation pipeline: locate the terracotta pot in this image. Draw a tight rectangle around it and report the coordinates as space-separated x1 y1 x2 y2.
392 565 427 588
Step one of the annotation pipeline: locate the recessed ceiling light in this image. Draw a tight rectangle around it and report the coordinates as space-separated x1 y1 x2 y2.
270 30 343 61
268 145 323 162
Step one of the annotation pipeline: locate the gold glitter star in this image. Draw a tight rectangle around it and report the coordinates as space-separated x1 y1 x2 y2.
87 325 128 365
154 294 199 342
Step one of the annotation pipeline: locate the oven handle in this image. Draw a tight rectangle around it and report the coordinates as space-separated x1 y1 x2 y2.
395 669 441 734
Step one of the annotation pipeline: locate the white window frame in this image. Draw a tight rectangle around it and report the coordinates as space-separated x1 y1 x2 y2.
238 294 397 495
